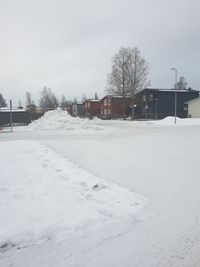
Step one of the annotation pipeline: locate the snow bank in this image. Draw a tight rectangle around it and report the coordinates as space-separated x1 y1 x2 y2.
153 116 200 125
27 109 103 130
125 116 200 126
0 140 147 248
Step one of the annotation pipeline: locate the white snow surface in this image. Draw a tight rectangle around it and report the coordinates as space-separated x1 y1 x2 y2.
27 109 103 130
125 116 200 126
1 116 200 267
0 140 146 252
151 116 200 125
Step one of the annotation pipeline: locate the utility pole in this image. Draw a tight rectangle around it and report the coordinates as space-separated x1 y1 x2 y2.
171 68 178 124
155 97 158 120
9 99 13 132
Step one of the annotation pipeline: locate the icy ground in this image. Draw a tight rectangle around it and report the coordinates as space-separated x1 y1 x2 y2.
1 113 200 266
0 140 146 266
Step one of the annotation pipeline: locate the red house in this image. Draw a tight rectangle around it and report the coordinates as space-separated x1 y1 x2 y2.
99 95 132 119
83 99 100 119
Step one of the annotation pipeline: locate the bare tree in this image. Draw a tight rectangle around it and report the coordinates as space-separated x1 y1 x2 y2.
81 94 87 103
18 99 23 109
107 47 131 118
60 95 66 108
94 92 98 100
25 92 37 113
60 95 70 109
73 97 77 103
176 76 187 90
107 47 130 96
127 47 150 119
39 87 59 111
26 92 34 106
107 46 149 119
0 93 7 108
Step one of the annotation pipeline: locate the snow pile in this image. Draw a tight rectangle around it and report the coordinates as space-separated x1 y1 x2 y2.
154 116 200 125
124 116 200 126
0 140 147 248
27 109 103 130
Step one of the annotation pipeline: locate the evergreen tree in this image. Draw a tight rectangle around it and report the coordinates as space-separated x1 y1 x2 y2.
0 93 7 108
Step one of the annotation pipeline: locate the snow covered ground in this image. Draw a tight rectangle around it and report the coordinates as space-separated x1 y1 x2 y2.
1 112 200 266
0 140 146 267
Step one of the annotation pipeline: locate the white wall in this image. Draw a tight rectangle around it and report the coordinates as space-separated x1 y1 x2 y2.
188 97 200 118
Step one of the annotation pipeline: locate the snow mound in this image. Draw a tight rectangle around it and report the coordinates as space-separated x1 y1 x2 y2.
0 140 147 247
154 116 200 125
127 116 200 126
27 109 103 130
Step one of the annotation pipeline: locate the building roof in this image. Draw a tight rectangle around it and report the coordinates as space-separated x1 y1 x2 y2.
71 102 83 106
83 99 100 104
185 96 200 104
101 95 131 100
140 87 199 93
0 108 26 112
90 99 100 102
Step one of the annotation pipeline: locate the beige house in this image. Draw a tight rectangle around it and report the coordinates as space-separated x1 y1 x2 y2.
187 97 200 118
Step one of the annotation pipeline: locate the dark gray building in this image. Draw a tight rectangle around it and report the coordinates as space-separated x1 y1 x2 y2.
70 102 84 117
0 109 31 126
134 88 199 119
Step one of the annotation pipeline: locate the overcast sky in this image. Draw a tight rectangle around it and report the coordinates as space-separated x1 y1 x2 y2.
0 0 200 106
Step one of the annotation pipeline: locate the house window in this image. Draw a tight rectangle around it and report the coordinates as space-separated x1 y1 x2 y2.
143 95 146 102
88 102 90 108
101 109 103 115
104 109 107 115
104 99 107 106
108 109 111 114
108 99 111 106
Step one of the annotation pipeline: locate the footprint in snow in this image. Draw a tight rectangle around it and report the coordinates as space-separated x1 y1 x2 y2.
92 184 106 191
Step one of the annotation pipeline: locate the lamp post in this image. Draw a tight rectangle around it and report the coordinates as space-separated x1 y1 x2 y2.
155 97 158 120
9 99 13 132
171 68 178 124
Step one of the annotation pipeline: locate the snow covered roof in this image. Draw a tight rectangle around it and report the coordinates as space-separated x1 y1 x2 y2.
102 95 131 99
83 99 100 104
111 95 131 98
140 88 199 93
0 108 26 112
90 99 100 102
71 102 83 106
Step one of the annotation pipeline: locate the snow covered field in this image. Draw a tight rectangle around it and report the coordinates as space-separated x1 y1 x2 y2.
1 112 200 266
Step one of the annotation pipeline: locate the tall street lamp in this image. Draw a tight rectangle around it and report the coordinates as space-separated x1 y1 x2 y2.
171 68 178 124
9 99 13 132
155 97 158 120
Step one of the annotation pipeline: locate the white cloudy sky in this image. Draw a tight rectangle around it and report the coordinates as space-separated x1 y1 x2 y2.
0 0 200 105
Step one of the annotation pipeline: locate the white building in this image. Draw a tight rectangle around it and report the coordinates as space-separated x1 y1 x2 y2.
187 97 200 118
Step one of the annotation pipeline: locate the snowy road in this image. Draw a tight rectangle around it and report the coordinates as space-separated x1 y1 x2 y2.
1 120 200 266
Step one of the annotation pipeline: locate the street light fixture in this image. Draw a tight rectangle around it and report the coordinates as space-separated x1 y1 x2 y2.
171 68 178 124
